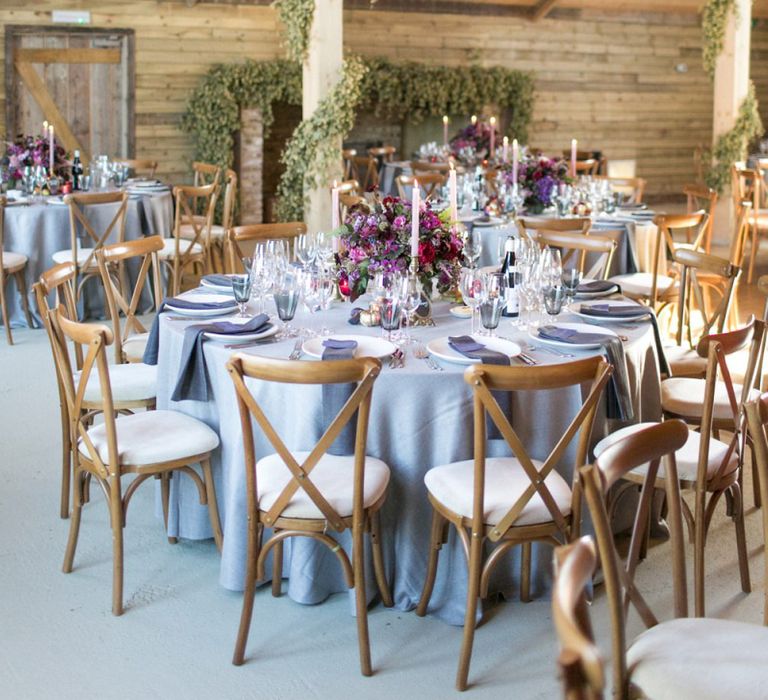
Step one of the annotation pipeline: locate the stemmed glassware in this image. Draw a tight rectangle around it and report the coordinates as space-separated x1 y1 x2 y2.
379 280 402 344
463 228 483 268
316 267 335 336
231 273 253 318
295 232 314 270
399 273 422 345
299 268 321 337
459 267 485 336
478 272 506 337
562 268 582 304
273 272 300 337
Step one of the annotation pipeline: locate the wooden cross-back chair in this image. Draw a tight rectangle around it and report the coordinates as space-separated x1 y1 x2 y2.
341 148 357 180
416 357 612 691
574 159 599 176
534 229 618 281
0 196 34 343
114 159 158 178
581 419 768 700
396 173 446 200
517 217 592 238
336 179 364 220
227 222 307 273
367 145 396 162
596 176 646 204
732 164 768 283
411 160 452 174
683 183 717 253
161 183 217 295
226 354 392 675
49 306 221 616
191 160 222 209
54 191 129 306
350 155 379 190
96 236 163 364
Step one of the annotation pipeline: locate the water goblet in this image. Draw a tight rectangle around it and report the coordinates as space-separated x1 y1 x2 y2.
399 274 422 345
273 275 300 338
295 232 313 270
380 297 402 344
561 268 582 303
543 285 566 322
231 274 253 318
463 228 483 268
299 268 321 337
459 267 485 335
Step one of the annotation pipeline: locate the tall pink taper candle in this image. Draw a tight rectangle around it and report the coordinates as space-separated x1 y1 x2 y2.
411 180 420 260
570 138 577 179
442 115 449 146
49 125 54 174
502 136 509 163
512 138 519 186
489 116 496 159
331 181 340 229
449 164 458 224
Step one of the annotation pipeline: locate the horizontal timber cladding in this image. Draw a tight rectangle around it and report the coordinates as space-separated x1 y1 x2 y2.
0 2 764 198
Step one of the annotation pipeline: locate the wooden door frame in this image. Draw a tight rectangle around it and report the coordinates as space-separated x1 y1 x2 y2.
4 25 136 159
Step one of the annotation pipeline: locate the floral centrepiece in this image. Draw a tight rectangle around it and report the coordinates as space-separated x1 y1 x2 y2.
3 134 68 183
336 195 464 302
450 119 498 164
502 154 572 214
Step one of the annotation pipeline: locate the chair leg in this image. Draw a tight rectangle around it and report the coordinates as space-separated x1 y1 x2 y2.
352 522 373 677
456 533 483 691
271 539 283 598
748 222 758 284
201 458 223 552
62 470 84 573
753 447 762 509
0 274 13 345
370 510 393 607
160 472 177 545
15 270 34 329
416 508 446 617
694 494 707 617
59 411 71 519
520 542 532 603
731 483 752 594
232 523 262 666
110 478 125 616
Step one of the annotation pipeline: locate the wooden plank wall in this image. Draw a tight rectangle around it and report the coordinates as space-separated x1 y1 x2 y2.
0 2 765 197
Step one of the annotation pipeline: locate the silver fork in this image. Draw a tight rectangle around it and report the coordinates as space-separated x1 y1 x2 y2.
288 338 303 360
414 344 442 371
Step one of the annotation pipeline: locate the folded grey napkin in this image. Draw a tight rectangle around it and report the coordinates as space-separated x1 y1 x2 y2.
142 296 237 365
537 325 633 421
576 280 622 295
322 339 358 455
170 313 271 402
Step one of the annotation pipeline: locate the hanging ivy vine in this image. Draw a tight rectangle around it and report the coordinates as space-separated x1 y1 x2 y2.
272 0 314 63
702 0 737 79
182 57 534 221
704 82 763 193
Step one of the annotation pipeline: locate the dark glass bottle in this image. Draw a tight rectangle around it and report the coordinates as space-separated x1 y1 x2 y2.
500 236 519 317
71 150 83 191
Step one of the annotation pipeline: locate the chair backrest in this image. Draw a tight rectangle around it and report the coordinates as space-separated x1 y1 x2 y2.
732 165 760 212
581 420 690 698
341 148 357 180
517 217 592 237
368 145 396 162
34 261 81 367
63 191 129 281
220 168 238 230
192 161 222 217
672 248 740 348
574 159 599 176
172 183 218 259
114 159 158 178
96 236 164 364
337 179 360 196
683 184 717 252
552 538 605 700
47 305 119 475
596 176 646 204
463 356 611 544
227 222 307 272
535 230 618 280
396 173 446 200
411 160 452 174
350 155 379 190
226 353 382 532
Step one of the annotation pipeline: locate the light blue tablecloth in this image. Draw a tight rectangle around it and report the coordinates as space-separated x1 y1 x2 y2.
154 298 662 625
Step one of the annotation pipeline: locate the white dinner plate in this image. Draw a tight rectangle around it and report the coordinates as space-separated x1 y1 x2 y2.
166 292 237 317
472 216 504 227
200 275 238 292
302 334 396 360
427 335 522 365
532 322 618 349
574 279 619 299
449 305 473 319
204 320 278 343
570 299 649 323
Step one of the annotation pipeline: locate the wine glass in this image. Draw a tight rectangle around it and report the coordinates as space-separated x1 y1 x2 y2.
316 267 335 336
295 232 313 270
299 268 321 337
459 267 485 335
273 273 300 337
231 274 252 318
540 247 563 288
379 283 402 344
479 272 506 337
315 231 334 271
562 268 582 303
463 228 483 268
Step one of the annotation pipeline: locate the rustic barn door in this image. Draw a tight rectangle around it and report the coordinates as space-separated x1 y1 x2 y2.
5 25 135 163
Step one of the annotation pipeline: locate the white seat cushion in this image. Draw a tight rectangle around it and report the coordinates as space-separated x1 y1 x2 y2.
257 451 390 519
664 345 707 377
2 250 27 270
661 377 760 421
627 618 768 700
75 362 157 404
424 457 572 526
52 247 97 266
593 421 736 481
158 238 204 259
123 333 149 363
608 272 676 297
179 223 226 240
79 410 219 466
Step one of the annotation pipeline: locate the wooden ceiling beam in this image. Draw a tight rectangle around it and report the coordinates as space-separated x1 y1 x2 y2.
531 0 558 21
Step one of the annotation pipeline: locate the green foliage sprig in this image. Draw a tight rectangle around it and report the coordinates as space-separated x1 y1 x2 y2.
705 82 763 193
702 0 737 79
272 0 314 63
181 57 534 220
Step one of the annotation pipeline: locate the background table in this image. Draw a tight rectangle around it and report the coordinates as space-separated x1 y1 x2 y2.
155 298 662 625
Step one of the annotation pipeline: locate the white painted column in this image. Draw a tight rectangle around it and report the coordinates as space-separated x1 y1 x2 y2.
711 0 752 243
303 0 343 232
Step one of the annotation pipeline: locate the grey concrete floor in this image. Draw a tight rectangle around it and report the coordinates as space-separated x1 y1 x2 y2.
2 273 767 700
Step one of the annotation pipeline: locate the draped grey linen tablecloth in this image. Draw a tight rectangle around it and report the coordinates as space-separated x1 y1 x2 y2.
3 191 172 327
155 299 661 625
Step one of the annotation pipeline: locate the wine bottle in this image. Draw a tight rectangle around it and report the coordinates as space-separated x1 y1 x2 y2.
72 150 83 191
500 236 519 318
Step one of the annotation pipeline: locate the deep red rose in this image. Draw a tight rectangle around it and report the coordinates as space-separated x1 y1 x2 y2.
418 241 436 264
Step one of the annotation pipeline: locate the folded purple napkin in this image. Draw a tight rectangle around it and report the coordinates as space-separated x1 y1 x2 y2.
321 339 359 454
576 280 622 295
579 303 646 318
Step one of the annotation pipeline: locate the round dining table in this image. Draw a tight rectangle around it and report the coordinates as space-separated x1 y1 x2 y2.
154 295 662 625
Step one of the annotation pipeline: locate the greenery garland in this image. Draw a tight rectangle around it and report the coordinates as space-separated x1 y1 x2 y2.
704 82 763 193
702 0 736 79
272 0 314 63
182 57 534 221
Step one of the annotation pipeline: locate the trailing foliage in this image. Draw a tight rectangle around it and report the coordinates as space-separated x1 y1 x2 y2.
702 0 737 79
705 82 763 193
182 57 534 220
272 0 314 63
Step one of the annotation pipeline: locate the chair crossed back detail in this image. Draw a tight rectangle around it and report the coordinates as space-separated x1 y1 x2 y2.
582 420 690 698
342 148 357 180
396 173 445 200
96 236 164 364
673 248 740 348
597 176 646 204
219 169 238 231
732 165 760 212
172 183 218 261
350 156 379 190
684 183 718 252
227 222 307 272
114 159 158 178
535 229 618 281
34 262 82 369
47 306 118 480
226 354 382 532
465 356 611 542
63 191 129 278
574 159 599 176
192 161 222 214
